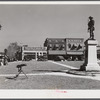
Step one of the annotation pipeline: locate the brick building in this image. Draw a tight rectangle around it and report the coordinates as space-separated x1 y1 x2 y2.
44 38 84 60
97 45 100 59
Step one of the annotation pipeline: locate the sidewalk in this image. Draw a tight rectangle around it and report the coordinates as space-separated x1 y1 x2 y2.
49 60 100 81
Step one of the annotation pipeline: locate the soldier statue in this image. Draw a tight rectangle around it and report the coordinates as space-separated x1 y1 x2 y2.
88 16 95 40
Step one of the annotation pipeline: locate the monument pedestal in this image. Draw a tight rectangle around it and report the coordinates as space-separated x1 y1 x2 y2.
85 39 100 71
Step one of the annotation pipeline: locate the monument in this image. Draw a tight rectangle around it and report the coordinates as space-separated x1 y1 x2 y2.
84 16 100 71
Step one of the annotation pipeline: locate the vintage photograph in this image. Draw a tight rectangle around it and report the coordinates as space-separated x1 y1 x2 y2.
0 2 100 93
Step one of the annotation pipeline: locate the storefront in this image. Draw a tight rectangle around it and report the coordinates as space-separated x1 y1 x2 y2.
22 46 47 61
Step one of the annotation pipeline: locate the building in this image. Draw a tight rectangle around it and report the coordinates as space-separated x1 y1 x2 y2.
97 45 100 59
44 38 84 60
66 38 84 60
44 38 66 60
22 46 47 61
20 39 100 61
0 52 4 57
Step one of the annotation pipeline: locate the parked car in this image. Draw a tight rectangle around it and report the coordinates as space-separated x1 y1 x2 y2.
37 55 48 61
54 56 66 61
24 55 32 61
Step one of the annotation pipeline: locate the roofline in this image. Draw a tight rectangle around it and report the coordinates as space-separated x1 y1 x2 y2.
46 38 84 40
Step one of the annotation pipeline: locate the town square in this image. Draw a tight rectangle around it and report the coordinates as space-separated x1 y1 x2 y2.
0 2 100 98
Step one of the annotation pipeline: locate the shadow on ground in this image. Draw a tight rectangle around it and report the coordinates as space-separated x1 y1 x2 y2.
32 69 100 77
5 68 100 80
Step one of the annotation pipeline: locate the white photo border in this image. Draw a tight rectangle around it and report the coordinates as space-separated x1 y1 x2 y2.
0 1 100 99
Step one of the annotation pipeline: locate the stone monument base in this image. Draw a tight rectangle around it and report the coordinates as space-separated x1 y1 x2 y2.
84 39 100 71
86 63 100 71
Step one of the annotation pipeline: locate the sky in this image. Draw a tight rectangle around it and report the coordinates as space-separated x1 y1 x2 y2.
0 3 100 51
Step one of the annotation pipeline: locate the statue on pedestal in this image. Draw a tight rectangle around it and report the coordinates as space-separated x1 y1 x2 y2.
88 16 95 40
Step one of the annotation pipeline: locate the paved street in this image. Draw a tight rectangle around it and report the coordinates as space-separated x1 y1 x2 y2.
0 60 100 89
